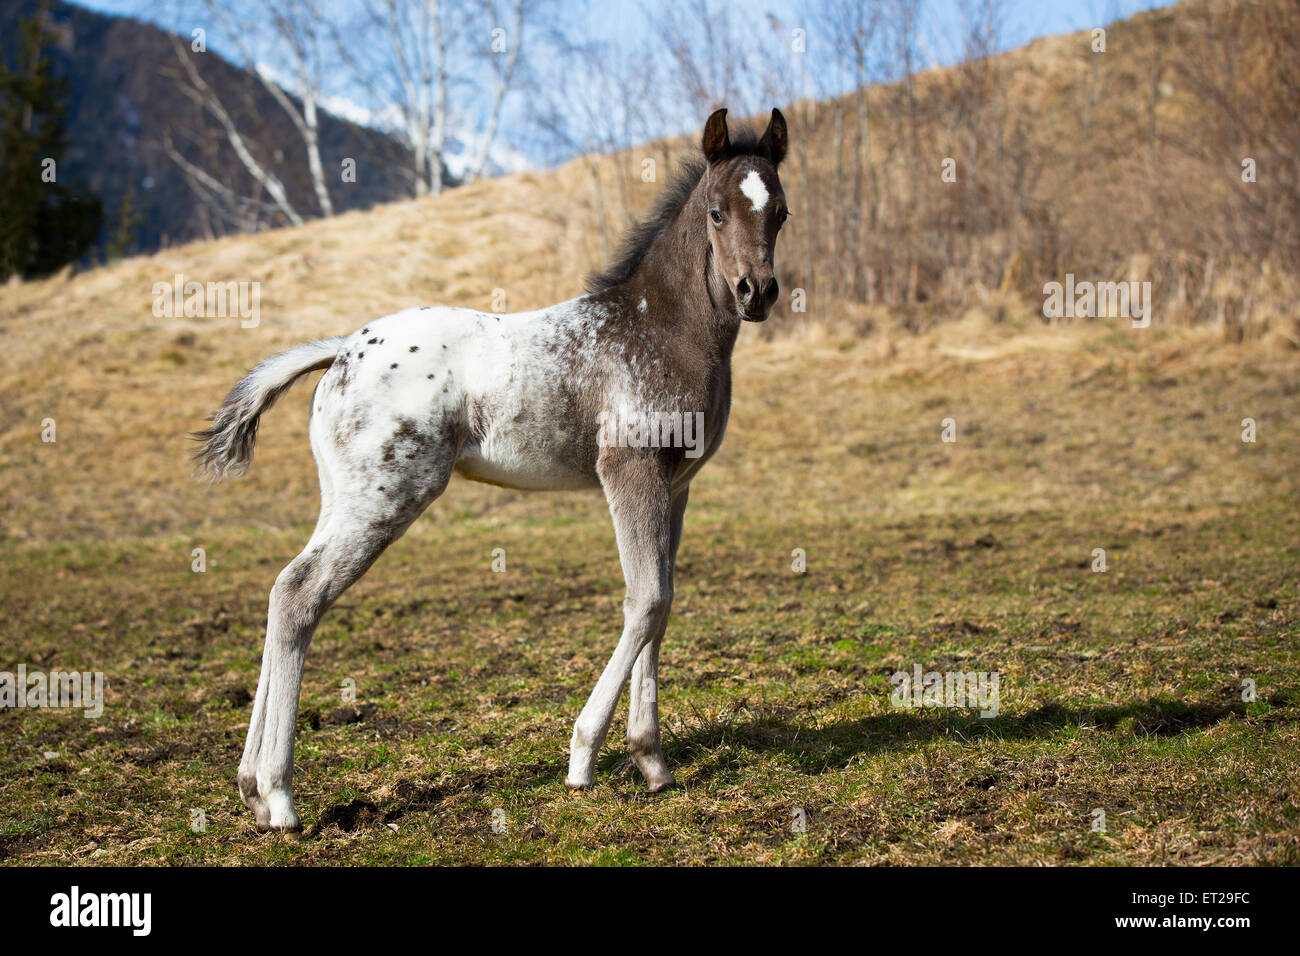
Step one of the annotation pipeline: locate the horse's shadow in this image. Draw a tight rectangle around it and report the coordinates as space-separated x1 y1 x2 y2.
316 695 1266 834
658 696 1265 783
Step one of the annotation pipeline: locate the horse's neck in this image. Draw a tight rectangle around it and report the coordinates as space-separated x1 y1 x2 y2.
628 186 742 362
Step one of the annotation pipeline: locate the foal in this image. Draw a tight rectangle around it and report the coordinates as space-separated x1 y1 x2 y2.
196 107 790 830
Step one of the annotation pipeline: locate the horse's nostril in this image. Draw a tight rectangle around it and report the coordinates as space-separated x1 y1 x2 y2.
736 277 755 305
763 277 779 304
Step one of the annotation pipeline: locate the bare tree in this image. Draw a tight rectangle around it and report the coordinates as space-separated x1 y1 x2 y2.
171 0 336 217
463 0 524 184
867 0 924 304
651 0 761 121
805 0 885 300
166 33 306 226
531 16 665 264
159 129 283 235
333 0 531 197
260 0 335 215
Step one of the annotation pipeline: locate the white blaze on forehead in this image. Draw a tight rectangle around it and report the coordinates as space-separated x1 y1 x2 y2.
739 169 768 212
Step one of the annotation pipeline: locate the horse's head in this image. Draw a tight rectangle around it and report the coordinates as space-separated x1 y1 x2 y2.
701 107 788 322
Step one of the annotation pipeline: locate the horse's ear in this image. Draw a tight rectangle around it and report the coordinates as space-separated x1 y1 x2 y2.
702 108 730 163
759 108 788 165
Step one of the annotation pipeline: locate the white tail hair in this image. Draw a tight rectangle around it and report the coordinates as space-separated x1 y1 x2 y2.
192 338 345 481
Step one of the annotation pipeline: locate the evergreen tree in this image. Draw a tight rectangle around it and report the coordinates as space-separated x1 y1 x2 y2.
0 8 102 281
107 184 144 263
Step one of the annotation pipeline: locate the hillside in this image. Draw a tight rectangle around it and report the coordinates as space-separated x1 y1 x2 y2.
2 0 1298 540
5 0 1298 322
789 0 1299 338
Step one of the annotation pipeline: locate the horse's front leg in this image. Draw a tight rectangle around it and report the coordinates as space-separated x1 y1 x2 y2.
625 485 688 792
566 454 675 790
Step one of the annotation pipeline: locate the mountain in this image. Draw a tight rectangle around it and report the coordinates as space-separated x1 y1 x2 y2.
0 0 414 256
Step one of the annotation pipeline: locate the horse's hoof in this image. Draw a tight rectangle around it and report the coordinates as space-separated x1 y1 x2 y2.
645 772 676 793
256 807 302 833
256 791 301 832
565 776 594 791
257 820 303 832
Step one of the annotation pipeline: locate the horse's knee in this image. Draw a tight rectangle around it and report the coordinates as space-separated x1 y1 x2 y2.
625 587 672 629
270 553 330 630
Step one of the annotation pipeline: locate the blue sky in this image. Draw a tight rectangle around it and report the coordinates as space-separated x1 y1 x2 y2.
566 0 1167 61
77 0 1171 56
68 0 1174 165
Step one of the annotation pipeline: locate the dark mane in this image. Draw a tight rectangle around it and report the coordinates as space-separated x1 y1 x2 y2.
584 127 768 295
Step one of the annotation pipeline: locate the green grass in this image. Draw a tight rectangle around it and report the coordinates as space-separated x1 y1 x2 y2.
1 325 1297 864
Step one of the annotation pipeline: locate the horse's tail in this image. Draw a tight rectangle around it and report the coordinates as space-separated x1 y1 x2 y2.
192 337 346 481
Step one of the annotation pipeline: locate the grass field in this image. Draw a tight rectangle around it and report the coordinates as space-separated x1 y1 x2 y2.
2 299 1297 865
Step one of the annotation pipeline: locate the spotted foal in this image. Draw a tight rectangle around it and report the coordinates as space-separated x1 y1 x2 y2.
196 107 790 830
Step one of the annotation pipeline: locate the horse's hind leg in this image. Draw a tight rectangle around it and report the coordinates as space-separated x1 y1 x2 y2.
238 439 337 827
626 485 688 792
237 510 404 831
238 434 452 830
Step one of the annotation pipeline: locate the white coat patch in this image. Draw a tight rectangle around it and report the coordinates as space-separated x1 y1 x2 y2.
739 170 768 212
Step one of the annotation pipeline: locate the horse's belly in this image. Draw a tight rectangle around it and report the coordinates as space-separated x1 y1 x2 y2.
454 438 598 491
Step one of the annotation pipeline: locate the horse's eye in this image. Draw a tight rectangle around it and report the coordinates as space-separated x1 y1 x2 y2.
710 208 723 225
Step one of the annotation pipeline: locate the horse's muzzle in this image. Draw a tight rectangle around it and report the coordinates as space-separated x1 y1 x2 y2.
737 274 778 321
